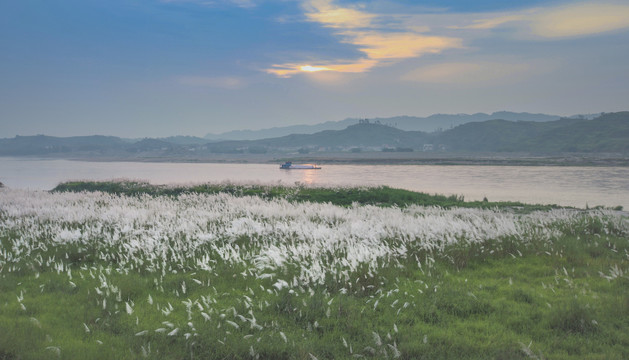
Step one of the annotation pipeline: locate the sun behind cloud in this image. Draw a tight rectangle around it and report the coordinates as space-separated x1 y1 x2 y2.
300 65 330 72
266 0 461 77
266 1 629 79
267 58 378 77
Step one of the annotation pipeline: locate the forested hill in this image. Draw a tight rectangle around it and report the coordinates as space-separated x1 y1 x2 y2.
437 112 629 153
203 111 629 153
0 112 627 157
204 111 562 140
205 122 429 150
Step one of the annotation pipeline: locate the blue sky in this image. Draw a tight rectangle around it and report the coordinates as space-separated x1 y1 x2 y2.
1 0 628 137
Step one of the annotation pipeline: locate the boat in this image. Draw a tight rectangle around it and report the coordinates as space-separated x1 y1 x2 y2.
280 161 321 169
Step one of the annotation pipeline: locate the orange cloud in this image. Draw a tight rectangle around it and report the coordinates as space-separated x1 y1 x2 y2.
346 31 462 60
267 0 461 77
268 1 629 78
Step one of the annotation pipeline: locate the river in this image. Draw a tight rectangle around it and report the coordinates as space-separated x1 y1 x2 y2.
1 157 627 209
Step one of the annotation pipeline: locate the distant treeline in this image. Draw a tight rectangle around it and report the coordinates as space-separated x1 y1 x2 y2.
1 112 627 157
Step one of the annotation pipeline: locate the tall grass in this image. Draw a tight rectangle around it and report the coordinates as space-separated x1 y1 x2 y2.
1 186 627 359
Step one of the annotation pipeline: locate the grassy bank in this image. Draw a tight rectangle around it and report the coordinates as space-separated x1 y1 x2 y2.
2 236 628 359
52 180 561 211
1 186 627 359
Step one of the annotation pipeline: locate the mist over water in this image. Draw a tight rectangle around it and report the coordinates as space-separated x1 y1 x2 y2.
1 157 627 209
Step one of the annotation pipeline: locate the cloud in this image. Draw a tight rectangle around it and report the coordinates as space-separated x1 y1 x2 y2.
402 62 531 85
267 0 461 77
267 1 629 79
530 3 629 38
450 15 525 30
451 2 629 38
344 31 461 60
175 76 246 89
266 58 378 77
304 0 374 29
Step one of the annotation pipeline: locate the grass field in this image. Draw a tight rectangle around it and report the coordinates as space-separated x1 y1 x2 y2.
1 181 628 359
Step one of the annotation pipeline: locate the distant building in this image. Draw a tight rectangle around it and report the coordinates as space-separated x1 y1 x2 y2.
423 144 434 151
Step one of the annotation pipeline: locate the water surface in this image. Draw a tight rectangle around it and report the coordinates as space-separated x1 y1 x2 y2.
1 157 627 209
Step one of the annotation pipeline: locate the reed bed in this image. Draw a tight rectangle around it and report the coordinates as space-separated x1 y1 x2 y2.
1 187 627 359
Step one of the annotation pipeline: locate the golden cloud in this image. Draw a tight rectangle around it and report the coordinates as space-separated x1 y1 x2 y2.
531 3 629 38
451 2 629 37
267 0 461 77
267 1 628 78
304 0 374 29
346 31 462 60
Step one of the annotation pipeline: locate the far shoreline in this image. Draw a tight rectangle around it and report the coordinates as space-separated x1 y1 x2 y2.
3 152 629 167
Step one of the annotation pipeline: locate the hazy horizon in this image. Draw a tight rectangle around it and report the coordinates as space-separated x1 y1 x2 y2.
2 0 628 138
0 110 577 139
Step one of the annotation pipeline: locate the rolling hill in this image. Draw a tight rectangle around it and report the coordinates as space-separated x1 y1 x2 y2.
204 112 563 140
1 112 627 159
438 112 629 153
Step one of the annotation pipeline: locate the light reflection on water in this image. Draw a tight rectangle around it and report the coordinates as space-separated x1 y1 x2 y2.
1 157 627 209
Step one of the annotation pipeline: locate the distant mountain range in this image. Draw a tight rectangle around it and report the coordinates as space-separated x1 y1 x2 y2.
204 111 598 141
0 112 626 159
202 112 628 154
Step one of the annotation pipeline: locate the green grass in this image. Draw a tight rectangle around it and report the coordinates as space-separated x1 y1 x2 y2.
1 231 628 359
52 180 560 211
1 182 627 359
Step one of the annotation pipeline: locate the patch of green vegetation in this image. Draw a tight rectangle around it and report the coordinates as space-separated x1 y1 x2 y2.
52 180 559 211
1 230 628 359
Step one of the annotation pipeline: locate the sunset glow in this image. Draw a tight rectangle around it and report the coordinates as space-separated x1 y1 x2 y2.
1 0 629 356
300 65 330 72
1 0 627 137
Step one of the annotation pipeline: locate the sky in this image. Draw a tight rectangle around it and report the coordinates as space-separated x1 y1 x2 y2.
1 0 629 138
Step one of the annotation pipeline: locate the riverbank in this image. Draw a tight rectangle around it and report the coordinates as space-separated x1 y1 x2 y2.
8 151 629 167
278 152 629 167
